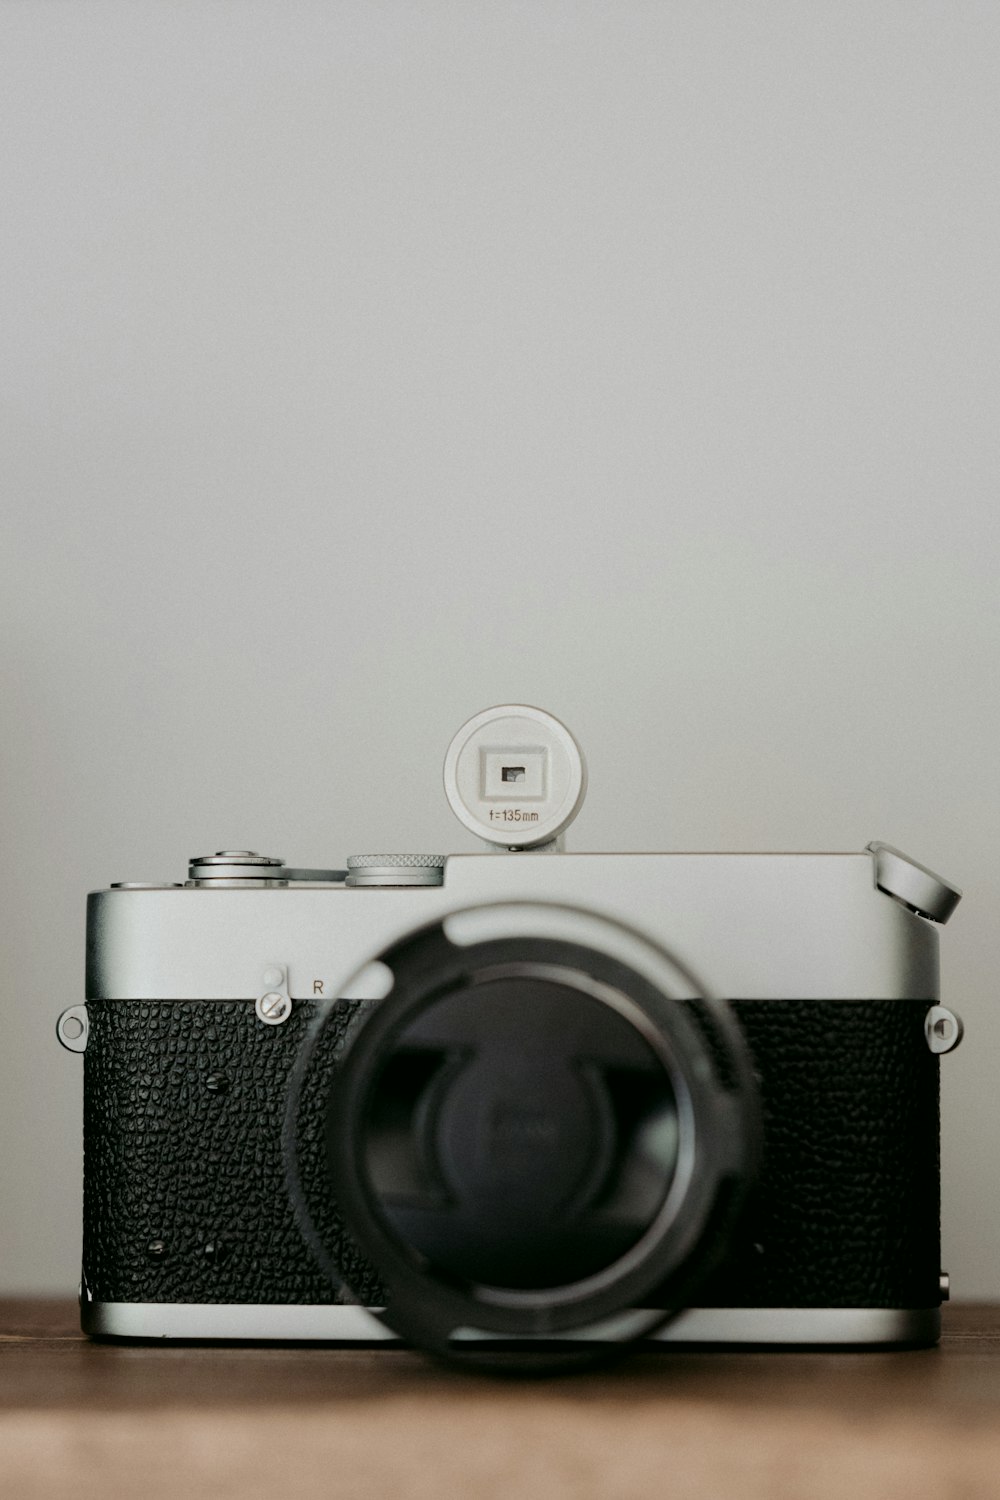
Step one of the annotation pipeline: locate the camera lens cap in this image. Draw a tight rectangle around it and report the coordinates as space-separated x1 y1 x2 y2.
289 906 759 1370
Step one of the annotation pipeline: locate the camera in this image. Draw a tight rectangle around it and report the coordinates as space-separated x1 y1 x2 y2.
59 705 964 1361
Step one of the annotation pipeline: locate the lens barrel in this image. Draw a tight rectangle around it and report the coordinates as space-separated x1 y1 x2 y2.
287 908 760 1368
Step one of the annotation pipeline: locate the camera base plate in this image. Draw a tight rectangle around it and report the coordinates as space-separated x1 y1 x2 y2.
81 1300 940 1348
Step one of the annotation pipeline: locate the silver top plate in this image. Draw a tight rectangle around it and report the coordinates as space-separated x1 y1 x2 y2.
86 851 939 1002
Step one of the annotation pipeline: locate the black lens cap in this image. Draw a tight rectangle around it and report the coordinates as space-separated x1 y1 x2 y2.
353 970 683 1293
290 911 759 1370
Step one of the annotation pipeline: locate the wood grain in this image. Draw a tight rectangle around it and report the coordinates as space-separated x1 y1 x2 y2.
1 1301 999 1499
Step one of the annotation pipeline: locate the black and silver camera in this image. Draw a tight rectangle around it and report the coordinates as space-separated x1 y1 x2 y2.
59 705 964 1361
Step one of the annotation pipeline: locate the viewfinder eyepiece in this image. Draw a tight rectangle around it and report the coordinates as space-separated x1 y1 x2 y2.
443 704 587 849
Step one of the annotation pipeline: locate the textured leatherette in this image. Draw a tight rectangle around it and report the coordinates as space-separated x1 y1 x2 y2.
81 998 940 1311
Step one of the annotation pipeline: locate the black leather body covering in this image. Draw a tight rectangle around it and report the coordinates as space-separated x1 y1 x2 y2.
81 997 940 1311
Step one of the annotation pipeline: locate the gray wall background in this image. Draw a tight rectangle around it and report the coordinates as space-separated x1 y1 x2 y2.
2 1 998 1297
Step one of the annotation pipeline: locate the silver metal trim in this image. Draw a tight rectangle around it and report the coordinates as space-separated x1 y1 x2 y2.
110 883 184 890
192 852 285 867
867 843 962 924
189 852 289 888
347 856 447 868
255 965 292 1025
86 852 941 1002
925 1005 964 1053
82 1301 940 1346
56 1005 89 1053
346 856 445 888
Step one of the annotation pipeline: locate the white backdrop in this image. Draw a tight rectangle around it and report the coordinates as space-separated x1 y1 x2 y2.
2 1 998 1296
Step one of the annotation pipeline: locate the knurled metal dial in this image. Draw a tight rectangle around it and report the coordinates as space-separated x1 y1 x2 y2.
346 855 445 888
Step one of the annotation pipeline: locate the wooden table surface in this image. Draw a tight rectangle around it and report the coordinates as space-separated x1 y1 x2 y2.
2 1300 999 1499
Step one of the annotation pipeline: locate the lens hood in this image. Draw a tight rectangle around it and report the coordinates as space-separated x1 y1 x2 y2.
287 904 760 1370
